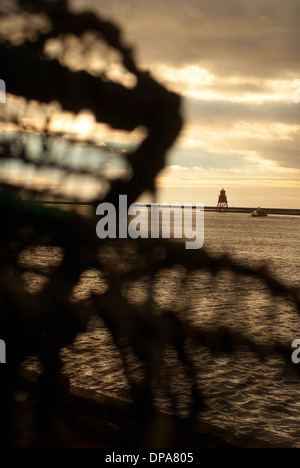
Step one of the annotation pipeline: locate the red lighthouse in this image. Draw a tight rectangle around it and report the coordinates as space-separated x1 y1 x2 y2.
217 188 228 211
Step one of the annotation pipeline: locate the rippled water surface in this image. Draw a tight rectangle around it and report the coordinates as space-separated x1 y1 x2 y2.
23 208 300 446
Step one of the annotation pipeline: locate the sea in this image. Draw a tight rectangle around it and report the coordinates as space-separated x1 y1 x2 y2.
21 206 300 447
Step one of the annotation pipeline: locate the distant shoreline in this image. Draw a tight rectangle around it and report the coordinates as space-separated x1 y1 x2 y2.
36 200 300 216
204 206 300 216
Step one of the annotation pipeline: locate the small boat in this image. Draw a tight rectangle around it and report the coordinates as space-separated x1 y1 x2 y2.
251 207 267 217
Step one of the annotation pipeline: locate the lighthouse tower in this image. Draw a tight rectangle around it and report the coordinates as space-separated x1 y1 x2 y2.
217 188 228 211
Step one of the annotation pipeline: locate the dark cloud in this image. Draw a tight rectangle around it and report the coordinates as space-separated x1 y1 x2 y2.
80 0 300 79
233 134 300 169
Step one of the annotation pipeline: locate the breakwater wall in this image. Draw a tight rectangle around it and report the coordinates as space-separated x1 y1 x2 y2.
38 201 300 216
205 206 300 215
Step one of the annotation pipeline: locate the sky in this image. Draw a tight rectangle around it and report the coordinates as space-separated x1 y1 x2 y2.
1 0 299 207
70 0 300 208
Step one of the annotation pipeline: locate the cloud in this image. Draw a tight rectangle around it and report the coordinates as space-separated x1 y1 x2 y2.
68 0 300 205
237 134 300 169
167 146 249 170
79 0 300 79
184 98 300 127
175 117 300 170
